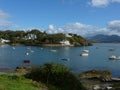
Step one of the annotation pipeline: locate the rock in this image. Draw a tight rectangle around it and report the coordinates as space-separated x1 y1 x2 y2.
79 70 112 81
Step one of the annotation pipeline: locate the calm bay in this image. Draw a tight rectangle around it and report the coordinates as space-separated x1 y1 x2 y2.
0 43 120 77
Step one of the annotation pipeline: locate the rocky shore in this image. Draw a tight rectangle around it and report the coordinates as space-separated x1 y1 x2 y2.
78 70 120 90
79 70 112 81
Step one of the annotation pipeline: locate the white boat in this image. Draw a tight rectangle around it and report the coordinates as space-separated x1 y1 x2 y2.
80 42 89 56
82 50 89 53
80 51 89 56
50 49 57 52
108 55 120 60
26 52 29 55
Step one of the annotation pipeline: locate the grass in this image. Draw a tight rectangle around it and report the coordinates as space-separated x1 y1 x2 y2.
0 74 46 90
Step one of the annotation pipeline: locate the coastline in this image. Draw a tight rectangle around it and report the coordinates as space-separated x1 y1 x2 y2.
38 44 74 47
0 43 75 47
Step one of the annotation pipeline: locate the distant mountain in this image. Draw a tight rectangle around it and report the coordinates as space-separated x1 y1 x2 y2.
86 34 120 42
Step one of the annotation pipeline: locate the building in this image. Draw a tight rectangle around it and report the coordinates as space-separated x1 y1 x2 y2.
60 40 71 45
24 34 37 40
0 38 10 44
65 34 72 38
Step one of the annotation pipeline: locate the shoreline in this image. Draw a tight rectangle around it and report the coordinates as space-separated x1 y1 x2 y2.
0 43 75 47
0 67 119 78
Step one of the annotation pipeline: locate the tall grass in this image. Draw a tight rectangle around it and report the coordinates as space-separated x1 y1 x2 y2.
0 74 45 90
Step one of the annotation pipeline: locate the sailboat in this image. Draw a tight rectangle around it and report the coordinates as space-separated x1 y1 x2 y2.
80 41 89 56
50 41 57 52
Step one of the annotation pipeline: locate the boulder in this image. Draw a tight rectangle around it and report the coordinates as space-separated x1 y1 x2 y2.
79 70 112 81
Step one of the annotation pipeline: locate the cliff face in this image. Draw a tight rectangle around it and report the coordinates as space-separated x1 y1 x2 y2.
78 70 112 81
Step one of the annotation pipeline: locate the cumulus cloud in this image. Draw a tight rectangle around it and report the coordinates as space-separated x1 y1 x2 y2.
45 20 120 37
112 0 120 2
90 0 109 7
107 20 120 35
89 0 120 7
46 22 104 36
46 25 58 34
0 9 18 30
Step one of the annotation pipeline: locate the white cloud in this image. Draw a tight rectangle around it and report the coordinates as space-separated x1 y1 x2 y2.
107 20 120 35
46 24 58 34
46 22 101 36
45 21 120 37
90 0 109 7
48 24 55 30
112 0 120 2
0 9 18 30
89 0 120 7
108 20 120 31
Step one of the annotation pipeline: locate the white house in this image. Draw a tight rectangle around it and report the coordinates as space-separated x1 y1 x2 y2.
65 34 72 38
60 40 71 45
0 38 10 44
24 34 37 40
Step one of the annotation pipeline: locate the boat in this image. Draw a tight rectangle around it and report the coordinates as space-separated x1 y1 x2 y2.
61 58 70 61
108 55 120 60
50 49 57 52
108 55 116 60
26 52 29 55
82 50 89 53
80 51 89 56
80 49 89 56
109 48 115 51
96 47 99 49
23 60 31 63
80 42 89 56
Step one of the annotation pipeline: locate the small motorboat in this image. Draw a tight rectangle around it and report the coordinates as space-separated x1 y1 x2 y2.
61 58 70 61
26 52 29 55
50 49 57 52
80 52 89 56
109 55 116 60
23 60 31 63
82 50 89 53
108 55 120 60
109 48 115 51
80 49 89 56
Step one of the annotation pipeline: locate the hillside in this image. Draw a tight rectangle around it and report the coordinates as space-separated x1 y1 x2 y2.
87 34 120 43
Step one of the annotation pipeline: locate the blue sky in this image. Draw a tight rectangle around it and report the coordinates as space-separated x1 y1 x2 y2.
0 0 120 36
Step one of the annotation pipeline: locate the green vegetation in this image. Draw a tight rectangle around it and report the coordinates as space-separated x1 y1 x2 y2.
0 29 91 46
0 74 46 90
25 63 86 90
0 63 86 90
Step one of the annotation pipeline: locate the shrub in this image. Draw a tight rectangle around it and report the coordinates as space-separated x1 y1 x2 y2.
25 63 86 90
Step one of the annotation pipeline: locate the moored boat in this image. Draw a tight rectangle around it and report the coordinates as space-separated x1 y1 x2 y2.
61 58 70 61
80 50 89 56
80 41 89 56
23 60 31 63
80 52 89 56
108 55 120 60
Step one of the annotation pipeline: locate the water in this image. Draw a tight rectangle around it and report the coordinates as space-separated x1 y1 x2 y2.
0 43 120 77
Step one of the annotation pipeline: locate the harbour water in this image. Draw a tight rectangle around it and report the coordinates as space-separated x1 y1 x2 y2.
0 43 120 77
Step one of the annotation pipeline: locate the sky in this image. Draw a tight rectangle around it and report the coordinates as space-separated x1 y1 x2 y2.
0 0 120 37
